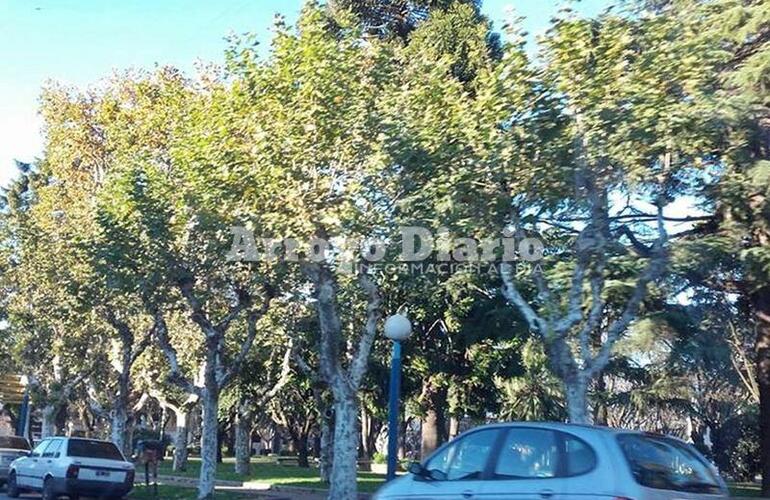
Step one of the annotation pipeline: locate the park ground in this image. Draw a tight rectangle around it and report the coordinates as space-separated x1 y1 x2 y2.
131 456 762 499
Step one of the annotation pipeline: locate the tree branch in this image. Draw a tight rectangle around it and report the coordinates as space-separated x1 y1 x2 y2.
177 276 217 337
587 205 668 377
500 262 548 333
218 289 275 388
349 264 382 388
152 310 201 396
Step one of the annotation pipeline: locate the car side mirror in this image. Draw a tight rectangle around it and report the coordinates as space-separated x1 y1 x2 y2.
408 462 426 477
428 469 447 481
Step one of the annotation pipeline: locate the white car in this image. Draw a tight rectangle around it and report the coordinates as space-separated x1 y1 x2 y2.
0 436 30 485
374 422 729 500
6 437 135 500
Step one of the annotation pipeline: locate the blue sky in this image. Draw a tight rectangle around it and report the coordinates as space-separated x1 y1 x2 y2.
0 0 611 188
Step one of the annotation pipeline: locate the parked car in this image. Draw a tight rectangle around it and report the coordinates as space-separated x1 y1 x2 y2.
374 422 729 499
6 436 135 500
0 436 30 486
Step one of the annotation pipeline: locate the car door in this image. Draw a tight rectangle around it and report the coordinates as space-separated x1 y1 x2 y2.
17 439 49 489
38 438 63 484
410 428 502 500
480 427 564 500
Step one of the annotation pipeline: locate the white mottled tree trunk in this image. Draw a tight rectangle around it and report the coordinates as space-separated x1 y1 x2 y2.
111 373 131 456
198 387 219 499
308 263 381 500
328 395 359 500
40 405 57 438
319 413 333 483
111 405 129 456
173 410 190 472
565 377 589 424
234 404 252 475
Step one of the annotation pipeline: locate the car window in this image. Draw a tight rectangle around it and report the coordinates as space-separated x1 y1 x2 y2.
67 439 124 460
563 434 597 476
0 436 30 450
495 428 558 479
30 439 50 457
618 434 722 494
42 439 62 458
425 429 500 481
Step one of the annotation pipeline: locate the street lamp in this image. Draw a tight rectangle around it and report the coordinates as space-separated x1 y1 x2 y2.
384 314 412 481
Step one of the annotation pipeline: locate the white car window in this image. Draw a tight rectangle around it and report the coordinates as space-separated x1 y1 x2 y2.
495 428 558 479
42 439 62 458
564 434 597 476
30 439 50 458
425 429 499 481
618 434 722 495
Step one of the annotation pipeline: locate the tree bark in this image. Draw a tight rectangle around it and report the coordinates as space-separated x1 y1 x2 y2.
234 404 252 475
420 382 446 459
110 372 131 457
40 405 57 438
420 408 444 459
173 409 190 472
307 262 381 499
398 417 407 460
448 416 459 439
565 377 589 424
198 385 220 499
110 403 129 457
319 411 333 483
329 394 359 500
294 434 310 468
753 286 770 496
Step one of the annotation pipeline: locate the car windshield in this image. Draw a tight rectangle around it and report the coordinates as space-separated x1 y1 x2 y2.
618 434 722 494
0 436 29 450
67 439 124 460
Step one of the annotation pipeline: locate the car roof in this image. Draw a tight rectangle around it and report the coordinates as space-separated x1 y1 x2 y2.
466 421 679 440
41 436 116 444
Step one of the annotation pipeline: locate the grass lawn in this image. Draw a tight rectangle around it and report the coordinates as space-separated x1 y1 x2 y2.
138 466 768 499
129 484 250 499
155 456 386 493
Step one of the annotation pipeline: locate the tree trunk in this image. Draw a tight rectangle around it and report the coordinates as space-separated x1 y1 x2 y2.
234 405 252 475
319 411 333 483
448 416 459 439
40 405 57 438
111 374 131 457
198 387 219 500
565 377 589 424
420 381 446 459
360 407 372 460
593 374 608 426
753 286 770 496
110 405 129 457
173 409 190 472
328 394 359 500
421 408 443 459
271 430 281 455
294 434 310 468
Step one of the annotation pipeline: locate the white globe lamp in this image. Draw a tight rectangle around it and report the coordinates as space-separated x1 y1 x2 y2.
384 314 412 341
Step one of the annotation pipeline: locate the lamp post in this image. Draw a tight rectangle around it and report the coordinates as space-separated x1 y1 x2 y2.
384 314 412 481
